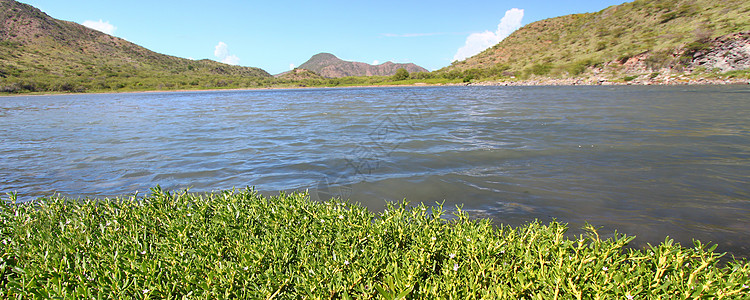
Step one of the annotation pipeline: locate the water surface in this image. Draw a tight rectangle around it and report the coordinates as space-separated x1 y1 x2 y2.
2 86 749 257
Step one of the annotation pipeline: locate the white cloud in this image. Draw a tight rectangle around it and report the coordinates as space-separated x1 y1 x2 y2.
372 60 380 65
453 8 523 62
82 19 117 35
289 63 296 70
214 41 240 65
214 42 229 59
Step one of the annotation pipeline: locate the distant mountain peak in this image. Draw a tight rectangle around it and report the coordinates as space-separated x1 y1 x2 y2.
297 52 428 78
310 52 338 60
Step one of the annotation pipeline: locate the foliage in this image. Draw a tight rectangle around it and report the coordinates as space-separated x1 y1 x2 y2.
409 71 434 80
2 188 749 299
683 40 712 57
723 69 750 79
528 63 554 76
391 68 410 81
566 59 598 76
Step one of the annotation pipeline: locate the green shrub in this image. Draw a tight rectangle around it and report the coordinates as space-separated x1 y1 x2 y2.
595 41 608 51
683 40 712 57
440 70 463 80
566 59 596 76
660 12 679 24
410 72 433 80
391 68 410 81
529 63 554 76
723 69 750 79
2 188 749 298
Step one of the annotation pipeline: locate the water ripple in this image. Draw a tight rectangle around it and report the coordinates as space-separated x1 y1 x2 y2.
2 86 749 257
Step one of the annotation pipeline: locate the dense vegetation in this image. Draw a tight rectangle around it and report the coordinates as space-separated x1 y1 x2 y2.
272 70 461 88
2 188 749 298
440 0 750 82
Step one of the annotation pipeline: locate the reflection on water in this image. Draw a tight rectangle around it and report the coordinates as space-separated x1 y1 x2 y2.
2 86 749 257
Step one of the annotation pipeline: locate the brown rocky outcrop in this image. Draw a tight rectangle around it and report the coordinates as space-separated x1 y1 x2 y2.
691 32 750 72
594 32 750 75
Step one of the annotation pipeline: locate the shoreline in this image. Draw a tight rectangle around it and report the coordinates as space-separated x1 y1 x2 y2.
0 84 436 98
2 77 749 97
468 76 750 87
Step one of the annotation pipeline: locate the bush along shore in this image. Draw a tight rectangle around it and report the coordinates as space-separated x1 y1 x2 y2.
1 187 749 299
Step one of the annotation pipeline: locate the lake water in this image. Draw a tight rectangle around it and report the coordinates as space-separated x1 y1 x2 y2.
2 86 749 257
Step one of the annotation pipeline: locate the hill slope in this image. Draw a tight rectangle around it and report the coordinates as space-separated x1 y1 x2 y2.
443 0 750 83
274 68 325 81
0 0 271 93
298 53 428 78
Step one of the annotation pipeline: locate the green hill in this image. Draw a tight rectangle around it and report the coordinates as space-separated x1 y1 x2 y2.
275 68 325 80
441 0 750 83
0 0 271 93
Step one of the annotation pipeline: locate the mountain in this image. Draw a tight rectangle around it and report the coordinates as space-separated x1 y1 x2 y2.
0 0 270 93
443 0 750 83
297 53 428 78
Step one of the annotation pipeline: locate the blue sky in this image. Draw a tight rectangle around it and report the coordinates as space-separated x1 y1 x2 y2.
19 0 630 74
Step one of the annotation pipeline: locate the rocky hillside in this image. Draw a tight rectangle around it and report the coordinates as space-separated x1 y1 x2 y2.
0 0 270 93
297 53 428 78
442 0 750 83
690 32 750 72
